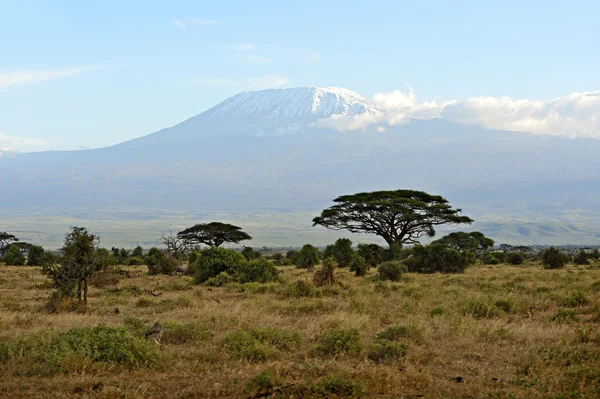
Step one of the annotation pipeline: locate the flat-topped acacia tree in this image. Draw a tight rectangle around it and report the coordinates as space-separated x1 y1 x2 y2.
313 190 473 248
177 222 252 248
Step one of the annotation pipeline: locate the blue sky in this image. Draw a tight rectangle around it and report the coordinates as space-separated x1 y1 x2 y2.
1 0 599 151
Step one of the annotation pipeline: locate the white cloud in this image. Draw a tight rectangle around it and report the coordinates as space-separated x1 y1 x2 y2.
293 49 322 62
0 67 100 89
171 18 219 30
0 132 49 153
317 85 600 138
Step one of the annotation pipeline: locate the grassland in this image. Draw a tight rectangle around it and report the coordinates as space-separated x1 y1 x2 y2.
1 261 600 398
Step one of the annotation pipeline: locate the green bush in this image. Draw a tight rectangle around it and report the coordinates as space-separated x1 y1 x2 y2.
541 247 569 269
3 244 25 266
0 326 160 375
349 254 368 276
376 325 421 342
506 252 525 265
161 322 213 345
574 250 590 266
241 246 262 261
188 251 200 265
560 290 589 307
221 328 300 361
295 244 320 269
367 340 409 362
324 238 355 268
552 309 578 323
233 258 280 284
316 327 362 356
204 271 235 287
281 281 320 298
247 370 275 391
482 254 501 265
311 375 363 397
127 257 143 266
193 247 246 284
144 248 177 275
404 244 472 274
357 243 382 267
462 299 505 319
26 245 45 266
378 261 407 281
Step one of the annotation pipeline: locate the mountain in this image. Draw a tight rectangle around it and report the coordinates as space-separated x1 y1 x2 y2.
1 86 600 247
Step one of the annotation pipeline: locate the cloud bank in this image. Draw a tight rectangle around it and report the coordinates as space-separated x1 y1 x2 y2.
316 86 600 138
0 67 100 89
0 132 49 156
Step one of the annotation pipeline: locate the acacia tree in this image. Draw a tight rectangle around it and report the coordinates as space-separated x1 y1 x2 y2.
433 231 494 254
313 190 473 248
177 222 252 248
0 232 18 256
59 227 99 304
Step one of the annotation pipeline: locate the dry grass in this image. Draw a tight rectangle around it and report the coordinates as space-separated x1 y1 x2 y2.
1 261 600 398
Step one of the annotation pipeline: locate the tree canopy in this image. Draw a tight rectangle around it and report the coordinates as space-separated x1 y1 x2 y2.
313 190 473 247
177 222 252 248
0 232 18 256
433 231 494 254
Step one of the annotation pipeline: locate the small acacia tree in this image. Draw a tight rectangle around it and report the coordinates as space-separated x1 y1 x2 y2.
433 232 494 255
3 244 26 266
43 227 99 304
27 245 46 266
178 222 252 248
313 190 473 248
295 244 320 269
357 243 382 267
324 238 355 268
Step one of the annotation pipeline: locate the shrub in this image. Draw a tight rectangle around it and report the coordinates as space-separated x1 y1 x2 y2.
349 254 368 276
357 243 382 267
282 281 320 298
295 244 320 269
324 238 354 268
233 258 280 284
221 328 299 361
574 250 590 266
381 242 411 262
561 290 589 307
313 257 340 287
378 261 407 281
552 309 578 323
161 322 213 345
462 300 504 319
241 246 262 261
316 327 362 356
482 254 501 265
188 251 200 265
247 370 274 391
404 244 472 274
367 340 409 362
145 248 177 275
193 247 246 284
26 245 45 266
132 246 144 257
541 247 569 269
0 326 160 375
127 257 143 266
506 252 525 265
3 244 25 266
205 271 235 287
376 325 421 342
311 375 363 397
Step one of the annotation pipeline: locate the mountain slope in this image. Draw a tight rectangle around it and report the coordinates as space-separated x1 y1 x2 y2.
1 87 600 246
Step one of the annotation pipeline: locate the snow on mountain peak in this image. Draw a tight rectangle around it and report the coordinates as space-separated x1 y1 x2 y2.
206 86 380 120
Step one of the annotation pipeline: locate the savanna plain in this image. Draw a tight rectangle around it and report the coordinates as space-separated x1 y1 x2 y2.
2 259 600 398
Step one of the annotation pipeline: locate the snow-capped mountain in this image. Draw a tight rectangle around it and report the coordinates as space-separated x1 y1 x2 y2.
206 86 380 120
2 86 600 246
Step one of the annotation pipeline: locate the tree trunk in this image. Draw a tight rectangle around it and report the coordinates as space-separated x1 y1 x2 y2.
77 280 82 303
83 279 88 304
